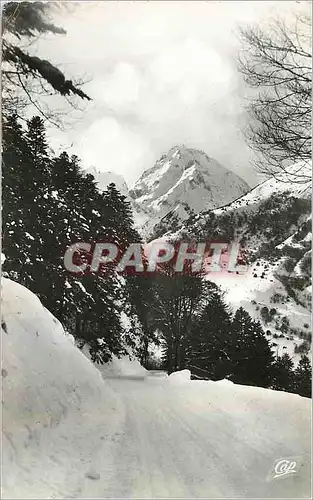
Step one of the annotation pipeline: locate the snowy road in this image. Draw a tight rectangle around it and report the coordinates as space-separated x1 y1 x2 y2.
84 372 311 499
3 279 310 499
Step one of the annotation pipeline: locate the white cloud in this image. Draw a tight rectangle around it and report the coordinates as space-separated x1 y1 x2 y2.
36 1 305 187
77 117 152 182
94 62 142 111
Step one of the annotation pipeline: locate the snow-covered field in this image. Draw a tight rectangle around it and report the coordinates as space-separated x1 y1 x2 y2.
1 278 311 498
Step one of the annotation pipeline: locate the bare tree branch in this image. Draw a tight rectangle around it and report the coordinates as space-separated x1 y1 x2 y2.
238 12 312 183
2 2 92 128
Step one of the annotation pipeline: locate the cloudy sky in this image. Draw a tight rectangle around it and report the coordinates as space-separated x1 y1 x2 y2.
35 1 304 188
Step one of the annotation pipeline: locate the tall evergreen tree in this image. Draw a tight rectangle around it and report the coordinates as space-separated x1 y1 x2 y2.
125 273 158 366
2 114 30 278
2 115 53 296
102 183 139 249
230 307 274 387
294 355 312 398
271 353 295 393
23 117 54 298
2 113 143 364
186 291 232 380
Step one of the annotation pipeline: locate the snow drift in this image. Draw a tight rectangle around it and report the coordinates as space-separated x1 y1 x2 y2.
1 278 123 499
100 354 148 379
168 369 191 384
81 348 148 380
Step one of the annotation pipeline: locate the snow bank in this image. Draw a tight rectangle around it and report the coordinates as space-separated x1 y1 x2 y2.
98 354 148 379
168 371 236 386
167 372 236 386
168 369 191 384
1 278 123 499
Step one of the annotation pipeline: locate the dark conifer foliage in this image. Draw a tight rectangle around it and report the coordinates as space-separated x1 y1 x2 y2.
2 2 91 123
186 292 233 380
2 114 140 363
2 2 66 38
230 307 274 387
294 355 312 398
271 351 312 398
125 273 157 366
271 353 295 393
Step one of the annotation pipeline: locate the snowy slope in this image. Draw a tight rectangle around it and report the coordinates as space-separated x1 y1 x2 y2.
207 167 311 364
130 145 249 237
213 162 311 217
206 261 311 364
156 166 312 363
1 277 123 499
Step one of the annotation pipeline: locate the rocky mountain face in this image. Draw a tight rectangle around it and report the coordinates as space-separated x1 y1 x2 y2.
129 145 249 238
159 162 312 365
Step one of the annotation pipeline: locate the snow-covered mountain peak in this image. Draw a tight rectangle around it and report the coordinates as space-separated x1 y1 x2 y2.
131 145 248 206
129 145 249 237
